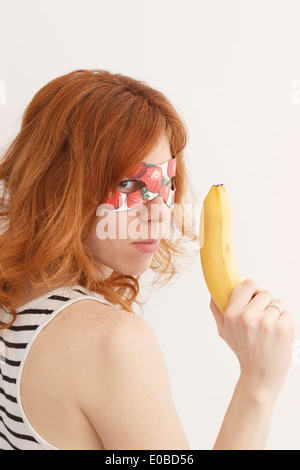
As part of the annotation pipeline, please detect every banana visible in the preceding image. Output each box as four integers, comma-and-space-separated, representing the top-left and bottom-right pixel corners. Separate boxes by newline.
200, 185, 242, 314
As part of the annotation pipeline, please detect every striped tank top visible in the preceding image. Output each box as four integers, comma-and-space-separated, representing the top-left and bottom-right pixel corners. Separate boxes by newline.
0, 284, 114, 450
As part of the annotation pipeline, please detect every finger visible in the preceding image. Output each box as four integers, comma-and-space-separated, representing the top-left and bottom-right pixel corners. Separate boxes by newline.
226, 278, 260, 313
246, 290, 277, 314
263, 309, 294, 340
210, 297, 225, 337
278, 310, 294, 329
263, 299, 285, 318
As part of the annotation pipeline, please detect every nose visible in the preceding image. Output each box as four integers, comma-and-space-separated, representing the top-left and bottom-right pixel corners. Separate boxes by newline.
141, 195, 171, 223
128, 196, 172, 241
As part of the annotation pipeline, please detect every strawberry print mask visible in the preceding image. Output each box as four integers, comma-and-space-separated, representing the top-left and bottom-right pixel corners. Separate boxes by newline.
103, 156, 176, 212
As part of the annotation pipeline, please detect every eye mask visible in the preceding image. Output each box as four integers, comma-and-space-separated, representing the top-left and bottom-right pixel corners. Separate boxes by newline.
103, 156, 176, 212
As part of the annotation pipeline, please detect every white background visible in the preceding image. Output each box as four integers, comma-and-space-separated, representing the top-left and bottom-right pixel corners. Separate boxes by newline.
1, 0, 300, 450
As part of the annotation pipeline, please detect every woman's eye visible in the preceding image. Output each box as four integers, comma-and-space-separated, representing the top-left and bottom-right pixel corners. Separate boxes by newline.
167, 177, 176, 191
117, 180, 145, 194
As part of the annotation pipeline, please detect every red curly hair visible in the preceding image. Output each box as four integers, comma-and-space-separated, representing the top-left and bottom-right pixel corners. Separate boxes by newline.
0, 69, 199, 329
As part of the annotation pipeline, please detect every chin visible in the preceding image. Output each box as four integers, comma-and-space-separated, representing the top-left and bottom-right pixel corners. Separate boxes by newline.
118, 261, 152, 277
122, 267, 148, 277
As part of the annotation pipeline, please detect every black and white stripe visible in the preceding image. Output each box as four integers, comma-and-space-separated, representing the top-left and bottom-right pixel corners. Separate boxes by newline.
0, 285, 113, 450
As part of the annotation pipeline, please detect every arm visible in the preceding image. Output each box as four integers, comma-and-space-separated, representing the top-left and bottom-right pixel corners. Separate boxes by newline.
78, 311, 190, 450
213, 377, 276, 450
210, 279, 294, 450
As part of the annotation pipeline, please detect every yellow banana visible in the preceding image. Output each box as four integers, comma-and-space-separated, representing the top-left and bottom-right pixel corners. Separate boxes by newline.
200, 185, 242, 314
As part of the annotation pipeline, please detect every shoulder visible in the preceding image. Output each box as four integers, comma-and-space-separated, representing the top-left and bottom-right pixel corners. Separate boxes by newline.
50, 297, 152, 342
42, 297, 159, 371
52, 296, 171, 393
69, 299, 190, 449
29, 298, 189, 449
22, 297, 159, 409
51, 298, 172, 417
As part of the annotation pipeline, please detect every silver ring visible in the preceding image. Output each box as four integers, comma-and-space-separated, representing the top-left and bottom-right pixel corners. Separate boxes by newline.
267, 303, 284, 319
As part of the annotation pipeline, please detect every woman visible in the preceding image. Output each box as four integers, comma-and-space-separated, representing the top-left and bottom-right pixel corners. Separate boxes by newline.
0, 69, 294, 450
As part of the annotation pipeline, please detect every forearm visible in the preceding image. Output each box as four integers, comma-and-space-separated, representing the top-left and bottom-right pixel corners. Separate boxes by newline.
213, 376, 277, 450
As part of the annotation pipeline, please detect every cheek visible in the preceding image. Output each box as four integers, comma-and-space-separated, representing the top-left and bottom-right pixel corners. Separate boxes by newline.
85, 225, 128, 265
94, 210, 125, 241
94, 209, 143, 241
92, 203, 171, 243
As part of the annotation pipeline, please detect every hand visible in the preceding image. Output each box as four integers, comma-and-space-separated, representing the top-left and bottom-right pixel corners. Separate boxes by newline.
210, 279, 294, 400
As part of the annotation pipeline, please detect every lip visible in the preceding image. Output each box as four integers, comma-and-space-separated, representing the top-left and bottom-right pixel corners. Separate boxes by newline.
132, 239, 161, 253
132, 239, 160, 244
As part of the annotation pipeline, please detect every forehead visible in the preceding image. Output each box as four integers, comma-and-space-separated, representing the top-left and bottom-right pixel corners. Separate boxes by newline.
142, 134, 172, 166
142, 157, 173, 167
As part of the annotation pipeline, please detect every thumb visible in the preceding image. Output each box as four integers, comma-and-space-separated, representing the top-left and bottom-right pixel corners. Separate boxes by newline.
210, 297, 225, 338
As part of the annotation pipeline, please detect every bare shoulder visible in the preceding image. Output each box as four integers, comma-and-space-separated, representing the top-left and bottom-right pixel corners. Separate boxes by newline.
23, 297, 189, 449
42, 298, 158, 374
71, 299, 190, 450
47, 297, 167, 382
48, 297, 152, 345
21, 297, 151, 395
75, 299, 163, 366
